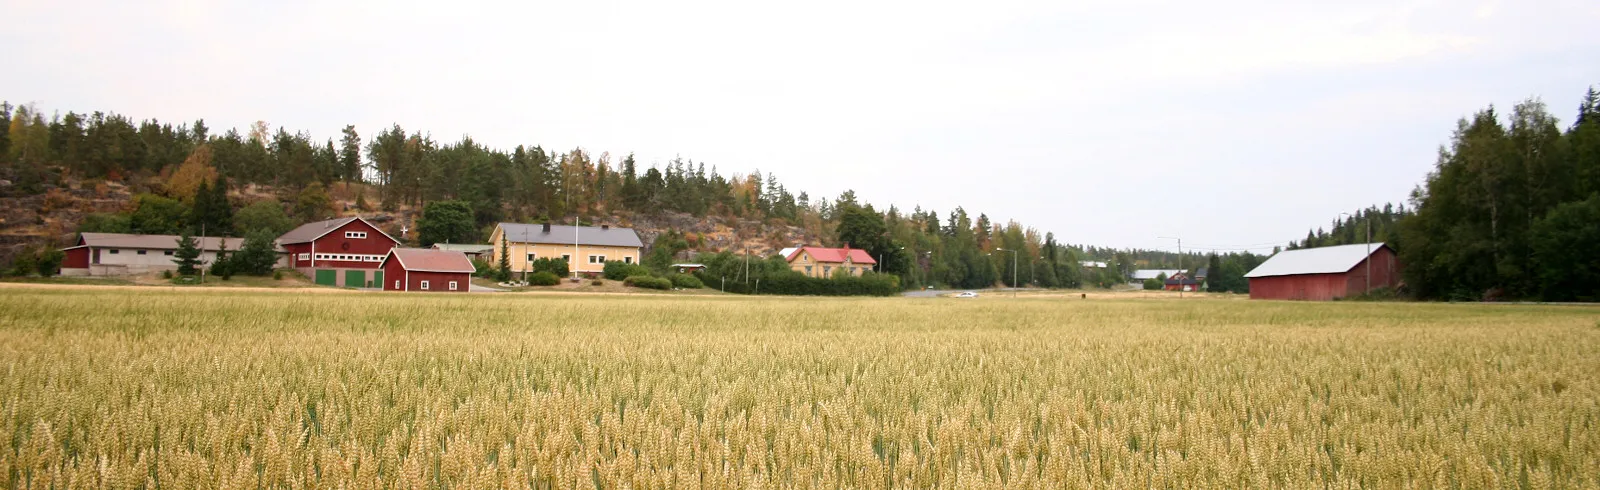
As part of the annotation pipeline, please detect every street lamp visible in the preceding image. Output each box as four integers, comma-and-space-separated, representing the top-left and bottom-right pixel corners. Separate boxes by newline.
1158, 236, 1183, 298
995, 248, 1018, 298
1340, 212, 1373, 295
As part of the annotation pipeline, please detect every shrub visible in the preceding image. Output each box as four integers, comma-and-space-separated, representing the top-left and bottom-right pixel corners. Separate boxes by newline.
602, 261, 653, 280
273, 270, 284, 280
624, 275, 673, 290
527, 271, 561, 286
1143, 278, 1163, 290
34, 249, 65, 277
470, 258, 493, 277
530, 257, 569, 278
591, 279, 604, 287
669, 273, 703, 289
8, 250, 38, 277
162, 270, 174, 279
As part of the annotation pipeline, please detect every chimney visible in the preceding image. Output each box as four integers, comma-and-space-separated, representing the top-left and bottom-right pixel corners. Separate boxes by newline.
542, 223, 551, 233
601, 224, 610, 231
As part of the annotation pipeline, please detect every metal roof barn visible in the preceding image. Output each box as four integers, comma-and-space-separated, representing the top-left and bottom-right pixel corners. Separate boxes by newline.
1245, 243, 1398, 300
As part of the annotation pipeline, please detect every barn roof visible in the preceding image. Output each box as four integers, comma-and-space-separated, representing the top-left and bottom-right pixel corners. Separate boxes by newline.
64, 232, 246, 251
1245, 243, 1387, 278
496, 223, 644, 248
381, 248, 476, 273
1132, 269, 1183, 280
431, 243, 494, 254
278, 217, 399, 245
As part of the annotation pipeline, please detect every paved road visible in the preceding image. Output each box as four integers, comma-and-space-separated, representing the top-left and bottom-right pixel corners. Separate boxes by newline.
902, 289, 953, 298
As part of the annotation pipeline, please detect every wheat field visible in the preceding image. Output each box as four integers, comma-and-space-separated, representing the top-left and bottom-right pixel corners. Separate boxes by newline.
1, 287, 1597, 488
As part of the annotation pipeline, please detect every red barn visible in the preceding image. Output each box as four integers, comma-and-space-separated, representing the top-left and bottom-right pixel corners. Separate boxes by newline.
379, 248, 476, 292
1163, 272, 1200, 291
1245, 243, 1398, 300
277, 217, 400, 287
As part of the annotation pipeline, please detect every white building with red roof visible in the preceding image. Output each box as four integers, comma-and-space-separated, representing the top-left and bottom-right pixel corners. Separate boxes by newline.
784, 246, 877, 278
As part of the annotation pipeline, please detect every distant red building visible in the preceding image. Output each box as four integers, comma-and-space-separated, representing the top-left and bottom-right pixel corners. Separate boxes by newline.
277, 217, 400, 287
1245, 243, 1398, 300
380, 248, 476, 292
1164, 272, 1200, 291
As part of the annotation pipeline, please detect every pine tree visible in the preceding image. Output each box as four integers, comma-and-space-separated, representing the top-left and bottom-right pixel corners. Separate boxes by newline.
210, 176, 232, 233
209, 239, 233, 279
173, 232, 202, 276
498, 234, 511, 282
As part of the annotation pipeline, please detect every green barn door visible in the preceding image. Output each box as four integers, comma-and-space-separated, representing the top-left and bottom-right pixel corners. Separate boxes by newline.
345, 270, 366, 288
373, 271, 384, 289
314, 269, 337, 286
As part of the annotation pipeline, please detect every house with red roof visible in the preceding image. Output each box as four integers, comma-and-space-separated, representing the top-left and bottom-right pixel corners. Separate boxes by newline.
784, 246, 877, 278
379, 248, 477, 292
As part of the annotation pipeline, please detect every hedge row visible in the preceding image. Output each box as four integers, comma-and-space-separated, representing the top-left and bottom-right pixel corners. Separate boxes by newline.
602, 261, 653, 281
624, 276, 673, 290
696, 271, 899, 296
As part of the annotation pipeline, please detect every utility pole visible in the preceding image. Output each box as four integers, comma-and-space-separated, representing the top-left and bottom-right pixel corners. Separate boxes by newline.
1342, 212, 1373, 294
1158, 236, 1182, 298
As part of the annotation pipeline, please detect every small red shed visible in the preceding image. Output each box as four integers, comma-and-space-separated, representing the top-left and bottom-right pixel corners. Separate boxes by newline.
380, 248, 476, 292
1245, 243, 1398, 300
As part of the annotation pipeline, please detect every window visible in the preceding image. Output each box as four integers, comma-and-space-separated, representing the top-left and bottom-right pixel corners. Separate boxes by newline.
623, 257, 632, 264
109, 249, 119, 254
137, 250, 147, 255
561, 254, 571, 262
448, 281, 458, 291
589, 255, 605, 264
526, 253, 534, 262
824, 266, 832, 275
805, 266, 813, 275
163, 251, 173, 256
345, 231, 367, 239
394, 280, 400, 289
298, 253, 309, 261
421, 280, 430, 290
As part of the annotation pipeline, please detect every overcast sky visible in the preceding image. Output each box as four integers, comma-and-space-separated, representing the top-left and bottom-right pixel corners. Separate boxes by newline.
3, 0, 1597, 252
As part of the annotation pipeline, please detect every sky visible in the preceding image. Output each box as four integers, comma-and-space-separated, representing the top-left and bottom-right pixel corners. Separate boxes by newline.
3, 0, 1597, 252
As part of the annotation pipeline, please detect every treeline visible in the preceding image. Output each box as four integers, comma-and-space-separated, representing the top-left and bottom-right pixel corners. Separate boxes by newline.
1288, 204, 1411, 250
1395, 89, 1600, 301
2, 99, 1146, 290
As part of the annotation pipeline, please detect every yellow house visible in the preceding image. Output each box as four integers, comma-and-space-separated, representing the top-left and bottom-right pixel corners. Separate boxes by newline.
784, 246, 877, 278
488, 223, 644, 277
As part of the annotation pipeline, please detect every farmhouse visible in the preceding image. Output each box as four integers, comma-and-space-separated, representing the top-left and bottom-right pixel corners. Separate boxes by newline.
59, 232, 248, 276
1245, 242, 1398, 300
379, 248, 476, 292
431, 243, 494, 259
1164, 272, 1200, 292
277, 217, 400, 287
785, 246, 876, 278
488, 223, 644, 277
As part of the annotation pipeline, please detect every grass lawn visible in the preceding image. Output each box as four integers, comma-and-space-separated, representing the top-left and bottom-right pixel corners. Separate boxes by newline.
1, 287, 1596, 488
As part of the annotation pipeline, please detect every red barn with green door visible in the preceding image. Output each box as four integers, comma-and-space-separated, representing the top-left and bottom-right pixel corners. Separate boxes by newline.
277, 217, 400, 288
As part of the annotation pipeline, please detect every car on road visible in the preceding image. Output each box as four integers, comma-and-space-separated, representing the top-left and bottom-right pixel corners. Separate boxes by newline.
955, 291, 979, 298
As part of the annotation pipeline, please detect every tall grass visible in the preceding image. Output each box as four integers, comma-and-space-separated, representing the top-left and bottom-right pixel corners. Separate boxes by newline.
1, 289, 1596, 488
